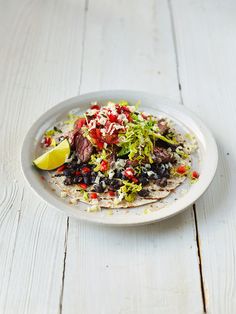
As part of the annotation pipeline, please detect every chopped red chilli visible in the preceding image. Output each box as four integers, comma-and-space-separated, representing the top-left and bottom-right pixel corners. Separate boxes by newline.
75, 118, 87, 129
44, 137, 52, 147
192, 171, 199, 179
56, 165, 65, 173
81, 167, 91, 174
100, 160, 109, 172
176, 165, 187, 174
79, 183, 88, 190
90, 192, 98, 199
124, 167, 135, 179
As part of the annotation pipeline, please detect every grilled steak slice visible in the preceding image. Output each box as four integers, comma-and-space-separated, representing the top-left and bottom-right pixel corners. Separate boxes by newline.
157, 119, 169, 135
74, 131, 93, 162
68, 129, 80, 148
153, 147, 175, 164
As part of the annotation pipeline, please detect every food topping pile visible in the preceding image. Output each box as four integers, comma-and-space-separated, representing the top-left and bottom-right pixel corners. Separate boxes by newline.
35, 101, 199, 208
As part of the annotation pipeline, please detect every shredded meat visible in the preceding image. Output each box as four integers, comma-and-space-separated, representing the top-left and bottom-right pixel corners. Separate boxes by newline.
157, 119, 169, 135
69, 130, 93, 162
153, 147, 175, 164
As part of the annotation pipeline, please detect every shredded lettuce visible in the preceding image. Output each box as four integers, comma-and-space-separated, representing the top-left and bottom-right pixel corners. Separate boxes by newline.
117, 118, 154, 162
176, 147, 189, 159
44, 129, 55, 136
64, 113, 79, 125
118, 180, 142, 202
134, 100, 141, 110
117, 115, 179, 163
119, 100, 129, 106
83, 191, 89, 201
54, 126, 62, 133
89, 149, 108, 172
155, 134, 178, 145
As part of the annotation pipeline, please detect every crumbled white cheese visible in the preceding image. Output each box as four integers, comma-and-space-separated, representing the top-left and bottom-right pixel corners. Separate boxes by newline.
88, 119, 96, 130
91, 198, 99, 204
128, 105, 136, 112
70, 198, 77, 204
87, 204, 101, 212
97, 171, 105, 178
108, 170, 115, 179
138, 114, 144, 121
101, 181, 107, 189
60, 191, 67, 198
147, 170, 155, 177
100, 128, 107, 136
107, 122, 115, 134
86, 109, 98, 116
119, 113, 128, 123
95, 176, 100, 184
99, 116, 107, 125
153, 125, 159, 131
106, 102, 117, 114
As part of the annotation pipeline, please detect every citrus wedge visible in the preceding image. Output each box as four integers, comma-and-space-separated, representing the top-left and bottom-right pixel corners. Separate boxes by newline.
33, 139, 70, 170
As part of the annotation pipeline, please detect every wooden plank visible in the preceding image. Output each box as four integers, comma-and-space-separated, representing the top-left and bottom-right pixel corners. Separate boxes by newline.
0, 0, 86, 313
170, 0, 236, 312
61, 1, 203, 313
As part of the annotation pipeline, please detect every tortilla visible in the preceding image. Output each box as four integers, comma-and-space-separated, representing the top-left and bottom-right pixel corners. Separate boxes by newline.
50, 174, 186, 208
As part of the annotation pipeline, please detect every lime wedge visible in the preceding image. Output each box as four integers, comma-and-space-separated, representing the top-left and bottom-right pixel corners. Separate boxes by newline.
33, 139, 70, 170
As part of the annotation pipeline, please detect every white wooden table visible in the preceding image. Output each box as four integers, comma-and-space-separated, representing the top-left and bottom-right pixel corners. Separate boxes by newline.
0, 0, 235, 313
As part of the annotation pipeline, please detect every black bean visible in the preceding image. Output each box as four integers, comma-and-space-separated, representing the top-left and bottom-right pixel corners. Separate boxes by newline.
115, 170, 123, 179
72, 176, 83, 184
156, 167, 170, 178
149, 172, 159, 180
83, 176, 91, 185
63, 169, 74, 177
90, 174, 97, 184
93, 184, 104, 193
109, 179, 122, 191
140, 171, 148, 178
138, 189, 150, 197
139, 177, 149, 186
103, 177, 111, 185
66, 161, 78, 169
64, 177, 73, 185
151, 163, 158, 172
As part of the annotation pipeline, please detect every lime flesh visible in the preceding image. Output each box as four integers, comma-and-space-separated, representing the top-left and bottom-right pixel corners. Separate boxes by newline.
33, 139, 70, 170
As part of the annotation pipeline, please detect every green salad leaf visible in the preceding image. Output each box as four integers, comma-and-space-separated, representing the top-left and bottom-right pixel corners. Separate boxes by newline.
119, 180, 142, 202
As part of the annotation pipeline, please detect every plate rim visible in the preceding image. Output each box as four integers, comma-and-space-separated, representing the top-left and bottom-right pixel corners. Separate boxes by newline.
21, 90, 218, 226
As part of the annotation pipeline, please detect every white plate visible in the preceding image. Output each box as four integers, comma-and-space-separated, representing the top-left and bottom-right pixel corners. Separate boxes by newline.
21, 90, 218, 226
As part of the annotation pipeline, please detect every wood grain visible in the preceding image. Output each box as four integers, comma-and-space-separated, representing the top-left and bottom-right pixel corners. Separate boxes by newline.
0, 0, 86, 313
61, 1, 203, 313
171, 0, 236, 312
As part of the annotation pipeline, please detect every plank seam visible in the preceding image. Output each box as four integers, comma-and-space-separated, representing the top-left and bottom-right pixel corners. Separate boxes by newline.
59, 217, 69, 314
193, 204, 207, 313
78, 0, 89, 94
167, 1, 207, 312
59, 1, 88, 312
167, 0, 183, 105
